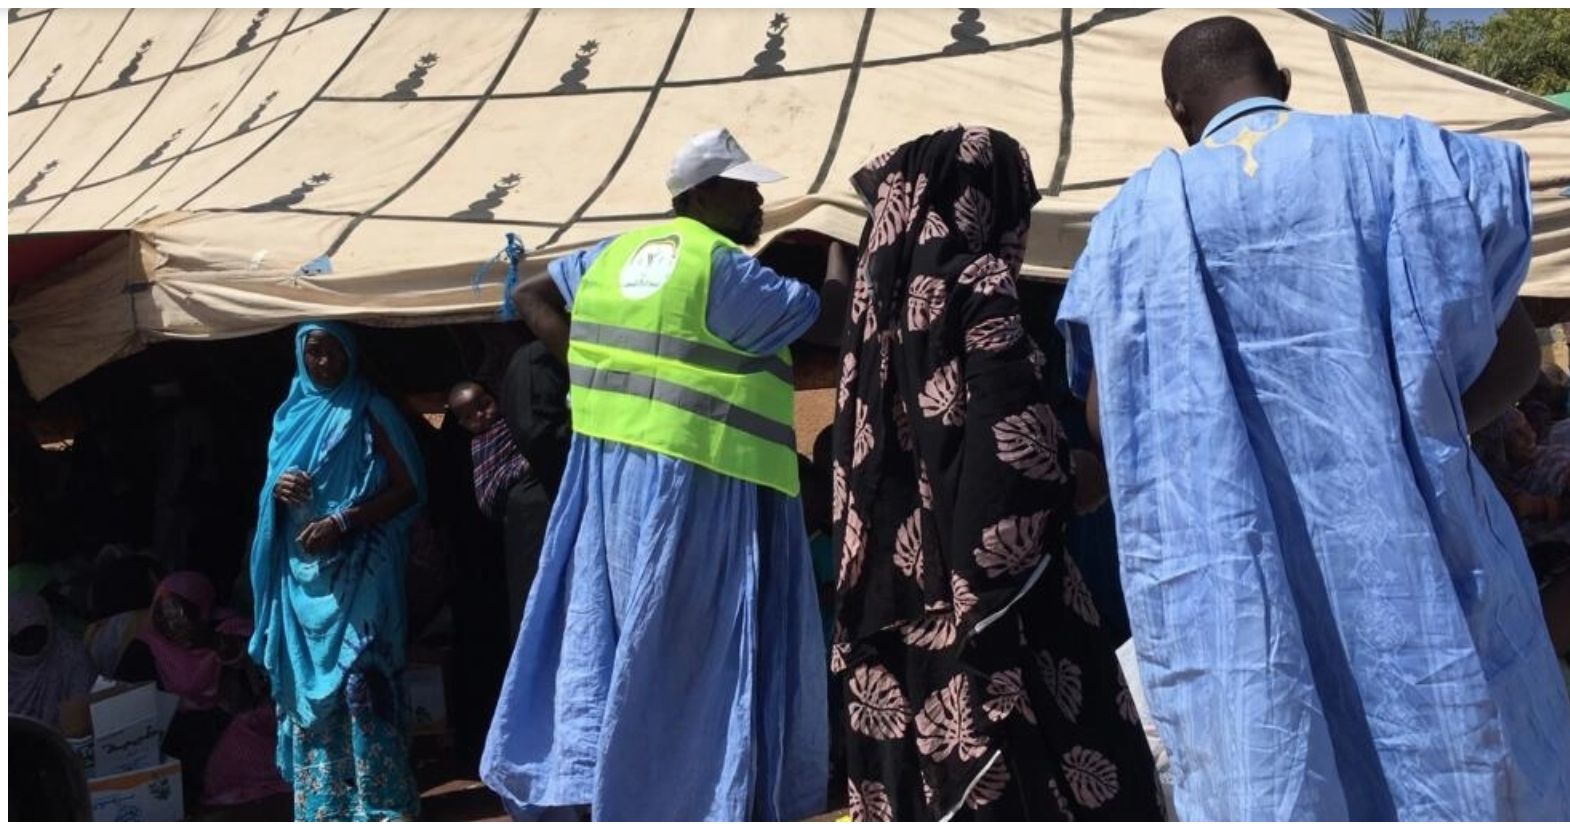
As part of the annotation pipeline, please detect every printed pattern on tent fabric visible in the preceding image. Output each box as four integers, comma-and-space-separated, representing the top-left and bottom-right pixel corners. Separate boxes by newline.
7, 8, 1569, 399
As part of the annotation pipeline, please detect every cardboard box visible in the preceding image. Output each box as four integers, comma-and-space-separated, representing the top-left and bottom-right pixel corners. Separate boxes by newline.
88, 756, 183, 823
60, 681, 180, 779
66, 734, 96, 777
86, 682, 168, 777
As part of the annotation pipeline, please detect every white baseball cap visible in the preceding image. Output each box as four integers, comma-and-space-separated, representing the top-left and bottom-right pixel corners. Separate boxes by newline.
666, 127, 785, 197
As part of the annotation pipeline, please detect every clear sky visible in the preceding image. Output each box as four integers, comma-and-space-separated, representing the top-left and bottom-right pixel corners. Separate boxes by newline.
1312, 8, 1501, 27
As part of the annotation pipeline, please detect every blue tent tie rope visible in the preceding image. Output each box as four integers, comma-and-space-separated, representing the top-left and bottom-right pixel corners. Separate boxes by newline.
469, 248, 505, 294
470, 232, 528, 319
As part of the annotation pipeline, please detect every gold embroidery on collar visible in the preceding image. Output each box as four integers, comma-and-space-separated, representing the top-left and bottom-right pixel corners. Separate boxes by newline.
1203, 111, 1290, 177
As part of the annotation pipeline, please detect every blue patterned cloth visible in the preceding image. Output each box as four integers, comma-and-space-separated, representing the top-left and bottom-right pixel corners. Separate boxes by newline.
282, 669, 420, 821
248, 322, 428, 729
1057, 99, 1570, 820
481, 243, 829, 820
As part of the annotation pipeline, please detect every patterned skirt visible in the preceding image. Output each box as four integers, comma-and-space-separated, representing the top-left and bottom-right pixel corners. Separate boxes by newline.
278, 668, 420, 822
839, 558, 1165, 821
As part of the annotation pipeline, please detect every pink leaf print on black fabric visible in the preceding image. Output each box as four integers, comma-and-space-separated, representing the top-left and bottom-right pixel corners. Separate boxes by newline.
958, 127, 993, 166
900, 612, 958, 650
965, 314, 1024, 354
1113, 660, 1140, 725
918, 467, 935, 510
954, 186, 994, 253
893, 396, 913, 452
863, 147, 895, 176
848, 779, 894, 822
862, 286, 881, 344
1037, 649, 1083, 722
841, 498, 866, 589
919, 210, 950, 245
851, 272, 871, 325
973, 512, 1047, 578
866, 172, 913, 255
1062, 746, 1120, 809
992, 404, 1065, 481
982, 667, 1036, 724
906, 275, 947, 332
913, 172, 929, 206
1048, 776, 1075, 820
848, 664, 912, 741
853, 401, 874, 467
999, 218, 1028, 270
922, 776, 937, 812
1116, 685, 1140, 727
965, 757, 1011, 810
832, 461, 848, 524
894, 508, 925, 584
1063, 554, 1102, 627
830, 640, 849, 675
1028, 344, 1047, 381
837, 351, 857, 414
880, 332, 894, 383
972, 267, 1017, 298
918, 359, 964, 426
958, 255, 1010, 288
1018, 144, 1036, 199
950, 573, 976, 622
915, 674, 988, 762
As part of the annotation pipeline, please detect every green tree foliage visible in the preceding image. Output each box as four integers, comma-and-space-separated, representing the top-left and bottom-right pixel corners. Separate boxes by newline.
1354, 8, 1570, 97
1474, 9, 1570, 96
1352, 8, 1386, 39
1389, 8, 1433, 52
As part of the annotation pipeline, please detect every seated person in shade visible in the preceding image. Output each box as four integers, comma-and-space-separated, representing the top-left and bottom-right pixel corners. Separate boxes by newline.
1476, 407, 1570, 529
9, 592, 95, 732
82, 551, 164, 678
115, 572, 285, 808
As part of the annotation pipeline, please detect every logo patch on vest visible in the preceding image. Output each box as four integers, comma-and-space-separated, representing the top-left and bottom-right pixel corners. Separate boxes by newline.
620, 236, 680, 299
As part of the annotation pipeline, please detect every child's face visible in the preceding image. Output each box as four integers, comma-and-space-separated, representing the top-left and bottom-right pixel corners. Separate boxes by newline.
153, 593, 205, 649
452, 388, 498, 435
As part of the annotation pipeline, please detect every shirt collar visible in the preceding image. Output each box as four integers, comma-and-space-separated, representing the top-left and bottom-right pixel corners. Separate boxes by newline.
1202, 96, 1291, 140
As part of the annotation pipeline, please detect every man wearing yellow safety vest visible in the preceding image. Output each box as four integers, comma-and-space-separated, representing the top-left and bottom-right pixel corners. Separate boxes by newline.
482, 127, 852, 821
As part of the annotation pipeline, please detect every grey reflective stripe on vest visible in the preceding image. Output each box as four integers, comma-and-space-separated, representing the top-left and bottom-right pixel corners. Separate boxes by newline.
571, 319, 792, 384
568, 364, 795, 448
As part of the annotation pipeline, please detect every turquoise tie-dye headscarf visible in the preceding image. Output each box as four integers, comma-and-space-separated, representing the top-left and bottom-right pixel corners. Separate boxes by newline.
247, 321, 427, 728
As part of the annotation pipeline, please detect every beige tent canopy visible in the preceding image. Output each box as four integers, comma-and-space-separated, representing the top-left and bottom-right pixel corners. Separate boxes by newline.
9, 7, 1569, 398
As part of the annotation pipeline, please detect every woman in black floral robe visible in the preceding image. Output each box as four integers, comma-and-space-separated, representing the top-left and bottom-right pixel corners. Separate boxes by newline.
831, 126, 1163, 822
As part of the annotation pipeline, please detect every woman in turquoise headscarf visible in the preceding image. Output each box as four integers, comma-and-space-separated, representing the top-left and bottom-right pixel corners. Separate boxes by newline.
248, 322, 427, 821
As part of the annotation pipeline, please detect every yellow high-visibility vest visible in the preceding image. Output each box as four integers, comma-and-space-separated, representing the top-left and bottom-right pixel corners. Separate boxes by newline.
566, 217, 799, 496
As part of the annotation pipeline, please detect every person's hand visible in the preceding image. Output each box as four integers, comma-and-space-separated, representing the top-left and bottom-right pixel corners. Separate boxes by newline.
296, 517, 343, 554
274, 470, 313, 506
1070, 449, 1110, 515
